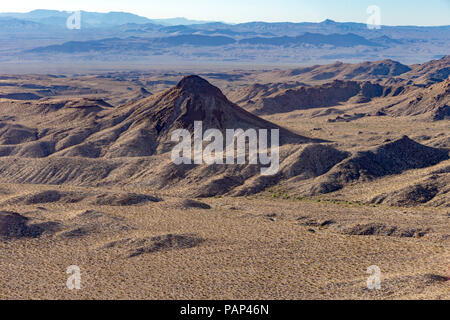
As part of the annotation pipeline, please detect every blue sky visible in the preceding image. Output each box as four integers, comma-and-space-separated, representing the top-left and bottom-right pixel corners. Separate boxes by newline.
1, 0, 449, 26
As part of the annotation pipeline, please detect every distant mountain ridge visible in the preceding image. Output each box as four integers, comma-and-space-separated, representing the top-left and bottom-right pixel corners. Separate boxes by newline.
27, 32, 386, 54
1, 9, 449, 31
1, 10, 449, 65
240, 33, 380, 47
0, 9, 212, 28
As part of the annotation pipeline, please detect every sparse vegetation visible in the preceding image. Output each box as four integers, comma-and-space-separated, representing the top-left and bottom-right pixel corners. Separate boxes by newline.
0, 56, 448, 300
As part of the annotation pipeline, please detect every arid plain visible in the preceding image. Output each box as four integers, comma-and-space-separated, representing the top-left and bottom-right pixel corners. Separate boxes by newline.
0, 56, 448, 300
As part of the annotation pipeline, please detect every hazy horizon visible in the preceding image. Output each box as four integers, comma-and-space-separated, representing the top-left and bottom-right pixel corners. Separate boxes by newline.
0, 0, 449, 26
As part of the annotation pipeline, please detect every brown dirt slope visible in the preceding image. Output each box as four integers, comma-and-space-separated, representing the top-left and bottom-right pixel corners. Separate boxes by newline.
271, 59, 411, 83
380, 78, 450, 121
370, 167, 449, 207
291, 136, 449, 196
233, 80, 384, 115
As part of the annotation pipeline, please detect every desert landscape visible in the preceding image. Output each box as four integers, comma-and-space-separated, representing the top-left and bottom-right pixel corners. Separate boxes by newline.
0, 5, 449, 301
0, 54, 448, 300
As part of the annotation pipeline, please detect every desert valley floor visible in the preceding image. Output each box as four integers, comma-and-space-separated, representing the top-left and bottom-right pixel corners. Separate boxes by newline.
0, 57, 448, 300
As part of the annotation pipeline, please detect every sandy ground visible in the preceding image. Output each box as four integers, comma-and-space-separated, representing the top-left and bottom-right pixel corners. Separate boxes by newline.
0, 65, 448, 300
0, 183, 448, 300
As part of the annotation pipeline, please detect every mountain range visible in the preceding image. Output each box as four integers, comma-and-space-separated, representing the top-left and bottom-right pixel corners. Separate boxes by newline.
0, 9, 209, 27
0, 68, 448, 198
0, 9, 449, 67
